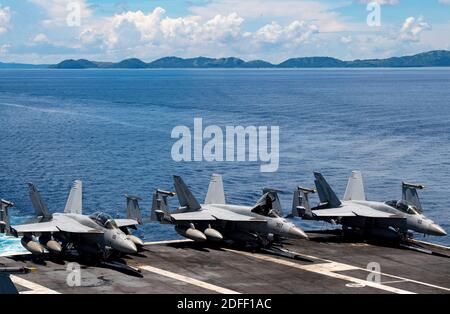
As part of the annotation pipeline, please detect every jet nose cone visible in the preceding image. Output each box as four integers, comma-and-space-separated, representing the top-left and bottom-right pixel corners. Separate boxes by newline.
127, 235, 145, 247
288, 226, 308, 239
115, 239, 138, 254
430, 224, 447, 236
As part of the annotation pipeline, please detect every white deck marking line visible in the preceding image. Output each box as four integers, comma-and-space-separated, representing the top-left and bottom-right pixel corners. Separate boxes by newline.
250, 247, 450, 293
143, 239, 193, 246
411, 240, 450, 251
0, 251, 31, 257
139, 265, 240, 294
354, 269, 450, 292
225, 249, 415, 294
10, 275, 60, 294
381, 280, 408, 285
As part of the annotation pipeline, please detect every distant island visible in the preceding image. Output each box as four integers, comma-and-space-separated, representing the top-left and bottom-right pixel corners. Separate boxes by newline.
1, 50, 450, 69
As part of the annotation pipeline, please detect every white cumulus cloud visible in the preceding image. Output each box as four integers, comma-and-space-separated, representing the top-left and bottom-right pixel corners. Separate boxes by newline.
355, 0, 399, 4
399, 16, 431, 42
29, 0, 92, 27
33, 33, 49, 43
255, 21, 318, 44
75, 7, 319, 60
0, 5, 11, 34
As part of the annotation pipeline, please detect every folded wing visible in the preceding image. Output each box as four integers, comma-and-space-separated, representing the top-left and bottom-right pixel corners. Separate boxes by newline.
12, 216, 102, 234
313, 206, 396, 218
170, 208, 267, 222
115, 218, 139, 228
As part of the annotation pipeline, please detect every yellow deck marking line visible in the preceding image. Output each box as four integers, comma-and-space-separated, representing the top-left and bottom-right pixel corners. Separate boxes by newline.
139, 265, 240, 294
11, 275, 60, 294
225, 249, 415, 294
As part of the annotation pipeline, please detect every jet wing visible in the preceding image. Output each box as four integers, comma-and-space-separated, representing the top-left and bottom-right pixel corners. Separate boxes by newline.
212, 208, 267, 222
170, 211, 216, 221
12, 216, 102, 234
12, 221, 60, 233
115, 219, 139, 228
313, 206, 395, 218
170, 208, 267, 222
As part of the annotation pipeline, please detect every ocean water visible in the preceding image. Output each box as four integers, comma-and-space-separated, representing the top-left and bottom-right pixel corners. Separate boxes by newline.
0, 68, 449, 253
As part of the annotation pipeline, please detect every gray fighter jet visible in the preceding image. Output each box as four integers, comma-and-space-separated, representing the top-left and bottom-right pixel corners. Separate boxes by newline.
149, 174, 307, 246
291, 171, 447, 239
9, 180, 144, 258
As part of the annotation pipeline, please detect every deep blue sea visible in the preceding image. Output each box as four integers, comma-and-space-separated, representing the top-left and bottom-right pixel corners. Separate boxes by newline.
1, 68, 449, 253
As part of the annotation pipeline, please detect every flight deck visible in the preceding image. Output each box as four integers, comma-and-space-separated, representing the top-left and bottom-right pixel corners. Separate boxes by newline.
1, 232, 449, 294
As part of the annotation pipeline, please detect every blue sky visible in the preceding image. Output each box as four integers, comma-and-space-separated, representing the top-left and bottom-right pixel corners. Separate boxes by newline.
0, 0, 449, 63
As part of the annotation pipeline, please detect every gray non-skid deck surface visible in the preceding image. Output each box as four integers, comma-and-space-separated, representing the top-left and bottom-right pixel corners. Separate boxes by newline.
2, 235, 449, 294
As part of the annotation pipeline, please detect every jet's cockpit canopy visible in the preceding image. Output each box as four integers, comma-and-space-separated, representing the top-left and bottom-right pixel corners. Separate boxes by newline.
385, 200, 419, 215
89, 212, 118, 229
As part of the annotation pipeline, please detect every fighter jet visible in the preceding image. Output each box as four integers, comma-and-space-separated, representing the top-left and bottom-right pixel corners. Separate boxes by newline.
9, 180, 144, 258
148, 174, 307, 247
291, 171, 447, 239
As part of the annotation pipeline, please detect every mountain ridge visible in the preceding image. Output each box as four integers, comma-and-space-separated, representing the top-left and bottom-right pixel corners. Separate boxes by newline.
2, 50, 450, 69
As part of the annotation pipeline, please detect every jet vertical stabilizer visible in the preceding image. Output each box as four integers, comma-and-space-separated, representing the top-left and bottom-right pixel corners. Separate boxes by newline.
313, 172, 342, 208
64, 180, 82, 214
343, 171, 366, 201
28, 183, 52, 221
173, 176, 201, 212
205, 174, 225, 205
126, 195, 143, 224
